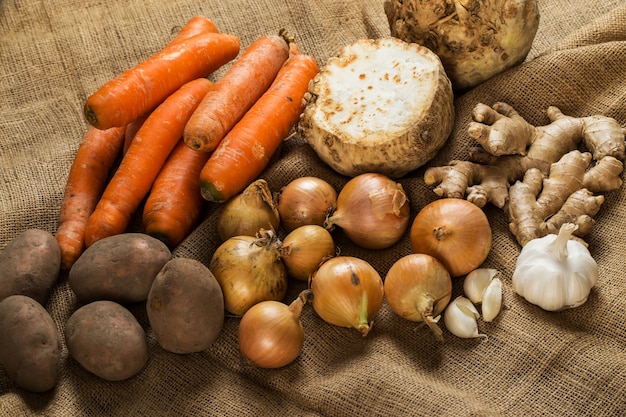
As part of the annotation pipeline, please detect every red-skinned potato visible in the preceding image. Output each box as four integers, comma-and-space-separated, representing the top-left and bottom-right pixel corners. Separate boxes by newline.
0, 229, 61, 304
69, 233, 171, 303
0, 295, 61, 392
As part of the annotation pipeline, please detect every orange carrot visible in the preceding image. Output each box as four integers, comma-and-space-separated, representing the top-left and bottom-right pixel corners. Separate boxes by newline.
199, 43, 319, 203
167, 16, 219, 47
142, 139, 210, 248
120, 17, 219, 153
123, 113, 148, 154
183, 35, 290, 153
56, 125, 126, 270
84, 77, 214, 246
84, 32, 240, 130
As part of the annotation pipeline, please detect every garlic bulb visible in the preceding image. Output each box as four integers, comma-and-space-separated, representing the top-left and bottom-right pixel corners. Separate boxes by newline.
443, 296, 487, 339
512, 223, 598, 311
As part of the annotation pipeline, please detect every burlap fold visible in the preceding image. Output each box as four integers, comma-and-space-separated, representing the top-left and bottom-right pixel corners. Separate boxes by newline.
1, 1, 625, 416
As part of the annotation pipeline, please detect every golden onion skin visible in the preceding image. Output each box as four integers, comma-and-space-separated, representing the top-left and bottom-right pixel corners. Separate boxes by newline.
238, 300, 305, 369
410, 198, 492, 277
209, 235, 287, 316
299, 37, 454, 179
384, 0, 540, 91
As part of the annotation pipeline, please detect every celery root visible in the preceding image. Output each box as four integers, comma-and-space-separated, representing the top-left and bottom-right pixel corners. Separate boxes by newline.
384, 0, 540, 91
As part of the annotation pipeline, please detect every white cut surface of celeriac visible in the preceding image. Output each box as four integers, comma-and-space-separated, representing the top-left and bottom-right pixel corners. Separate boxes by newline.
299, 37, 454, 179
314, 46, 436, 139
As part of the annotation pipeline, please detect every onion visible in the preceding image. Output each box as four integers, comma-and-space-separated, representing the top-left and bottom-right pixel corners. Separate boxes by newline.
209, 229, 287, 316
280, 225, 336, 281
410, 198, 492, 277
238, 290, 310, 369
277, 176, 337, 232
309, 256, 384, 336
216, 179, 280, 241
384, 253, 452, 341
325, 173, 410, 250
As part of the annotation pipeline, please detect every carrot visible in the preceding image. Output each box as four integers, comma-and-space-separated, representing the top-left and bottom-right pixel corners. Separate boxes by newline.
56, 125, 126, 270
183, 34, 290, 153
119, 18, 220, 153
198, 42, 319, 203
84, 32, 240, 130
123, 114, 148, 154
84, 77, 214, 247
167, 16, 219, 46
142, 139, 210, 248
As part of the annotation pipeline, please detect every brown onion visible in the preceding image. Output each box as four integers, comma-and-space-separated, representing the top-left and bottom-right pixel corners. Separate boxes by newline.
281, 225, 336, 281
209, 230, 287, 316
238, 290, 309, 369
384, 253, 452, 341
217, 179, 280, 241
410, 198, 492, 277
325, 173, 410, 250
310, 256, 384, 336
278, 176, 338, 232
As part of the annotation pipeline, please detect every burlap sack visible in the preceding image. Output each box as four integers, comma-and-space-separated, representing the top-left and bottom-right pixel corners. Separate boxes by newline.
1, 0, 625, 416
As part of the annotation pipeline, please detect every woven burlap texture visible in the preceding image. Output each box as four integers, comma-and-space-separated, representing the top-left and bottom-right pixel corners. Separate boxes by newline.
1, 0, 625, 416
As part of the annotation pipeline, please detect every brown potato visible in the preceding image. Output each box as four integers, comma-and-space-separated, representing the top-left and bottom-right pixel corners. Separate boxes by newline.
69, 233, 171, 303
0, 229, 61, 304
65, 300, 148, 381
147, 258, 225, 354
0, 295, 61, 392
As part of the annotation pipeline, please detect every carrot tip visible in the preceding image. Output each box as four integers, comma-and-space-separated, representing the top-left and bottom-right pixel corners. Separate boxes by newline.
278, 29, 294, 45
200, 181, 226, 203
84, 105, 99, 128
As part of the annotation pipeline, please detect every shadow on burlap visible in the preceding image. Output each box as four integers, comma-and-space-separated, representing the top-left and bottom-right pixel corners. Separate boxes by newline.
0, 1, 625, 416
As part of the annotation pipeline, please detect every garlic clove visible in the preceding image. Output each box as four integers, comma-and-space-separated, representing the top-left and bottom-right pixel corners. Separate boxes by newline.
463, 268, 499, 304
481, 277, 502, 322
563, 271, 595, 309
443, 296, 487, 339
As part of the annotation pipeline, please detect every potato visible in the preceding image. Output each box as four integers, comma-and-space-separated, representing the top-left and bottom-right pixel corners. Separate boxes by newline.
0, 295, 61, 392
69, 233, 171, 303
0, 229, 61, 304
65, 300, 148, 381
147, 258, 225, 354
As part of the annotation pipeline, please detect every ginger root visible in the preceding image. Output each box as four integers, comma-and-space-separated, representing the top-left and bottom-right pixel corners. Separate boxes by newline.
424, 102, 626, 246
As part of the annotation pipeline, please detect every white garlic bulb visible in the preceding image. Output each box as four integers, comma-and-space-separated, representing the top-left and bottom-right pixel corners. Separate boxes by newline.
512, 223, 598, 311
443, 296, 487, 339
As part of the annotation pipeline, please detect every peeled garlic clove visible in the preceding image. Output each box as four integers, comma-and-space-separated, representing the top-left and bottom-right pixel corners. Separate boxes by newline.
481, 277, 502, 322
443, 296, 487, 339
463, 268, 499, 304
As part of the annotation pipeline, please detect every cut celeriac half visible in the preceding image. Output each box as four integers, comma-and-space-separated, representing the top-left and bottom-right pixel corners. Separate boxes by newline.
299, 37, 454, 179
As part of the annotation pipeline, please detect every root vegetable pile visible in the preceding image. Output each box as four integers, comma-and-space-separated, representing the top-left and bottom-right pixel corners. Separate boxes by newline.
3, 10, 626, 395
56, 17, 319, 265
